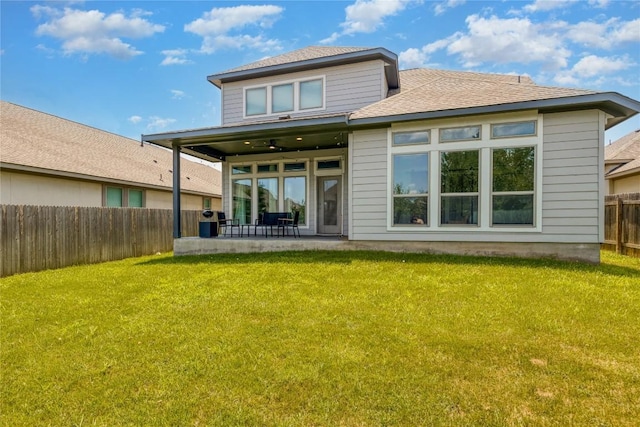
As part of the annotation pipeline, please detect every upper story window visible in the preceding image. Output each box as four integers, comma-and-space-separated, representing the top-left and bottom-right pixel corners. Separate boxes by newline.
245, 77, 325, 118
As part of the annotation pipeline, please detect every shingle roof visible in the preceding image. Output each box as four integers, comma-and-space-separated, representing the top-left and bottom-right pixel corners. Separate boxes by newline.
0, 101, 221, 196
351, 68, 594, 120
605, 129, 640, 178
220, 46, 371, 74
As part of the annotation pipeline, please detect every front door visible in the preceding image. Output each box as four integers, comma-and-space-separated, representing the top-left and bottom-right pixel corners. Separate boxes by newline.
317, 176, 341, 235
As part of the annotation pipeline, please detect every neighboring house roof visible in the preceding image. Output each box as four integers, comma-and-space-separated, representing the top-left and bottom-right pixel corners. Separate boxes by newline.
605, 129, 640, 179
208, 46, 399, 89
0, 101, 221, 196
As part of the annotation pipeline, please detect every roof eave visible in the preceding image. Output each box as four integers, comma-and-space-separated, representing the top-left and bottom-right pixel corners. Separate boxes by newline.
606, 166, 640, 180
207, 47, 399, 89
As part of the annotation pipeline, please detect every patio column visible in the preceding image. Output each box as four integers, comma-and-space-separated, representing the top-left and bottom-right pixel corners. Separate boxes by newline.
172, 143, 181, 238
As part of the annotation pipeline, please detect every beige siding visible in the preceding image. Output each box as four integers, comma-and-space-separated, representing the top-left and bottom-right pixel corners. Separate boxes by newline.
1, 170, 219, 210
0, 171, 102, 206
607, 174, 640, 194
221, 61, 386, 125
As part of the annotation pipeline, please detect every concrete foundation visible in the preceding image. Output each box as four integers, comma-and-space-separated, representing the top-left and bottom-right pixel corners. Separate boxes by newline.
174, 237, 601, 263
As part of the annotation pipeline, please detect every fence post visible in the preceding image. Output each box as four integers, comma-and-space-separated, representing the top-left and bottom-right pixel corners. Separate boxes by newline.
616, 196, 624, 254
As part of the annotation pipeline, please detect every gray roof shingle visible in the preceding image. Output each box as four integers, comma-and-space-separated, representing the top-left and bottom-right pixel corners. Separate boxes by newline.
0, 101, 221, 196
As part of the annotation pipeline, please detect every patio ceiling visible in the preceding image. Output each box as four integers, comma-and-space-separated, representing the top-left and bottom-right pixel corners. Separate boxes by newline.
142, 115, 351, 162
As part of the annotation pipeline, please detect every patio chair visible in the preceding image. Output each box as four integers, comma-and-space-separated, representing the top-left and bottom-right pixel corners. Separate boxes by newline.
217, 211, 239, 237
253, 212, 266, 237
278, 210, 300, 238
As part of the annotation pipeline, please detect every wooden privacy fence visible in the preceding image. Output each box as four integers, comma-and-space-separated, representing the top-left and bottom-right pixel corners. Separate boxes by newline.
1, 205, 203, 277
603, 193, 640, 258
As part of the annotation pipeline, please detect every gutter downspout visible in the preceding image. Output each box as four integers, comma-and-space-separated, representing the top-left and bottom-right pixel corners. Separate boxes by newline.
172, 143, 181, 238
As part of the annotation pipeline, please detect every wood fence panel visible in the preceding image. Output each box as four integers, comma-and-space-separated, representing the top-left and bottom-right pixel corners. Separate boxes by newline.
603, 193, 640, 258
1, 205, 202, 277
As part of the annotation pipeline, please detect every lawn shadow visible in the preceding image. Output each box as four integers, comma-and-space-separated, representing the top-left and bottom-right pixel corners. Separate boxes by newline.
137, 250, 640, 278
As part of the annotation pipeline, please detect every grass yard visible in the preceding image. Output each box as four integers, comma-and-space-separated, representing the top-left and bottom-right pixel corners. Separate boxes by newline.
1, 250, 639, 426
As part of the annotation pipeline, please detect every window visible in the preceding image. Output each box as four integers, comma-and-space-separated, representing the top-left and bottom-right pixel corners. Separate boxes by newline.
284, 176, 306, 224
203, 197, 212, 210
246, 87, 267, 116
491, 121, 536, 138
232, 178, 252, 225
492, 147, 535, 225
299, 79, 323, 110
440, 125, 481, 142
393, 131, 430, 146
106, 187, 123, 207
105, 187, 145, 207
440, 150, 479, 225
317, 160, 341, 170
258, 178, 278, 213
232, 165, 252, 174
393, 154, 428, 225
128, 189, 144, 208
244, 77, 324, 118
284, 162, 306, 172
272, 83, 293, 113
257, 163, 278, 173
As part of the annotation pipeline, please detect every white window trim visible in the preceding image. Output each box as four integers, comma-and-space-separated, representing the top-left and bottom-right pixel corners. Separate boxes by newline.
387, 112, 543, 233
314, 155, 344, 176
243, 75, 326, 119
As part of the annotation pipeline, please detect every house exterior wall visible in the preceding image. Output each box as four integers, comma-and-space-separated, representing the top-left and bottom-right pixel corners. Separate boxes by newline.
221, 60, 387, 125
1, 170, 220, 210
0, 170, 102, 206
607, 174, 640, 194
349, 109, 605, 246
221, 148, 349, 235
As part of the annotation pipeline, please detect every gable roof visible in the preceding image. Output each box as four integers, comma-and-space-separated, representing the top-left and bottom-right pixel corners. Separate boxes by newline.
207, 46, 399, 89
605, 129, 640, 179
0, 101, 221, 196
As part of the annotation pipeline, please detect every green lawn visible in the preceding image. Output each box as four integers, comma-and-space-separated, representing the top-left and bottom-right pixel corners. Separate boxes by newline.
1, 250, 639, 426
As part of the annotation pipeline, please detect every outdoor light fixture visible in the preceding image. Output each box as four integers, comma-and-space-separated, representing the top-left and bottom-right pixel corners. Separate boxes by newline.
296, 137, 303, 141
269, 139, 277, 149
243, 141, 251, 145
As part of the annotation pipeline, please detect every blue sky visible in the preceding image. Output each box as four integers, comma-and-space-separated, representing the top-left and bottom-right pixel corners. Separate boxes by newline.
1, 0, 639, 144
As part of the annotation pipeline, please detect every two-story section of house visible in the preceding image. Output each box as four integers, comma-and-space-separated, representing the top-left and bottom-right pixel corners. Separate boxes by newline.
143, 45, 640, 262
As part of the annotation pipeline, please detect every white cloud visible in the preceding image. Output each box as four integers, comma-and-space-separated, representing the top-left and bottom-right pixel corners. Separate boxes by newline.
321, 0, 418, 43
147, 116, 177, 131
398, 37, 455, 68
160, 49, 193, 66
399, 48, 428, 68
185, 5, 283, 53
567, 18, 640, 49
434, 0, 466, 16
571, 54, 632, 78
128, 115, 142, 124
523, 0, 578, 13
171, 89, 185, 99
31, 6, 164, 59
553, 54, 633, 85
444, 15, 571, 70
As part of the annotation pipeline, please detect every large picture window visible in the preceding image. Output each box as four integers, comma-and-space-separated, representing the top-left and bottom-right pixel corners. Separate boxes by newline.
393, 154, 428, 225
492, 147, 535, 225
440, 150, 479, 225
